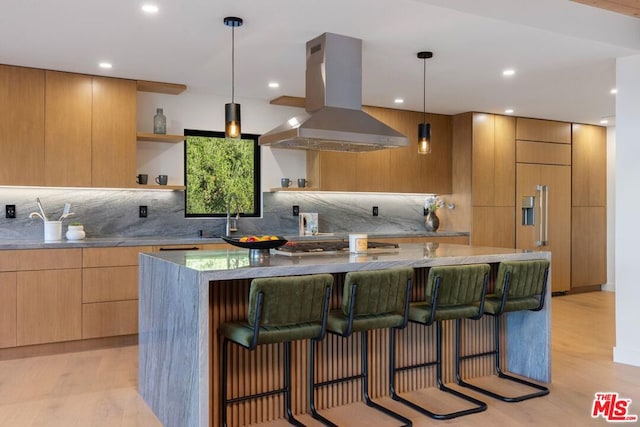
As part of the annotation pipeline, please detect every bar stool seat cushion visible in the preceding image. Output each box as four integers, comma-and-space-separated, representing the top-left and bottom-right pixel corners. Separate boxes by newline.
483, 296, 540, 314
409, 302, 483, 323
220, 322, 324, 347
327, 311, 405, 334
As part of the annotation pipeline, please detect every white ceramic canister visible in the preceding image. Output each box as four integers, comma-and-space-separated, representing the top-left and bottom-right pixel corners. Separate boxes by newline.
44, 221, 62, 241
349, 233, 368, 254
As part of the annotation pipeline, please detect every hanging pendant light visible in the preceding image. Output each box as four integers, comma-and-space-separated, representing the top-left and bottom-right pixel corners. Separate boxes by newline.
224, 16, 243, 139
417, 51, 433, 155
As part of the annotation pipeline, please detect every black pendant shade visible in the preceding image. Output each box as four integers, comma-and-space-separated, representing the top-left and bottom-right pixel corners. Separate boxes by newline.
417, 51, 433, 155
224, 16, 243, 139
225, 102, 241, 139
418, 122, 431, 155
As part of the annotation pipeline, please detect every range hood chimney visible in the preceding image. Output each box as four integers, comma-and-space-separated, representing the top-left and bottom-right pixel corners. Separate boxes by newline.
259, 33, 408, 152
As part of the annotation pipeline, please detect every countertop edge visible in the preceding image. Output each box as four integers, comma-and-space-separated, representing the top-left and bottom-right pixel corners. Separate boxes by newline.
0, 231, 470, 250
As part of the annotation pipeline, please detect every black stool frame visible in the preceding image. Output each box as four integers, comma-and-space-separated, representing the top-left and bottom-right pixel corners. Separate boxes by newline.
390, 274, 489, 420
221, 285, 332, 427
456, 268, 550, 402
310, 278, 414, 427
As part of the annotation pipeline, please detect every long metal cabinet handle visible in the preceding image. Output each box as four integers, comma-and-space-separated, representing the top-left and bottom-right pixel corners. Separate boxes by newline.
536, 185, 544, 247
543, 184, 549, 245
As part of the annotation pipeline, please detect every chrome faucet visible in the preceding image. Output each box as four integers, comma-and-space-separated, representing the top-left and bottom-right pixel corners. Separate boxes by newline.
225, 197, 239, 236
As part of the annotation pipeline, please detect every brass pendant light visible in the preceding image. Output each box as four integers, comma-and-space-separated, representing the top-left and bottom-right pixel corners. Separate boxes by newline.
224, 16, 243, 139
417, 51, 433, 154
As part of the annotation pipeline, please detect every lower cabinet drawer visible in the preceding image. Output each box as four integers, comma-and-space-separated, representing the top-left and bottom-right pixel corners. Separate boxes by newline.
83, 266, 138, 303
82, 300, 138, 339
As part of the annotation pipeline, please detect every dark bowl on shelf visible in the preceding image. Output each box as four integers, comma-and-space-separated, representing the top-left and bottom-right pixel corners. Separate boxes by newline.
222, 236, 288, 250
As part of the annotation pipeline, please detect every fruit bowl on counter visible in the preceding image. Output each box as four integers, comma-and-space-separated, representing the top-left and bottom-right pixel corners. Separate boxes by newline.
222, 235, 288, 264
222, 235, 288, 250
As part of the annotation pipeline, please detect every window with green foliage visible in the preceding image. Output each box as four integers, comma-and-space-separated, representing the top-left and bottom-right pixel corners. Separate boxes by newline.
184, 129, 260, 217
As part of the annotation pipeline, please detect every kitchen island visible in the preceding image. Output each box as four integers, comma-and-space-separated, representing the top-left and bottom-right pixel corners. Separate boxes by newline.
138, 243, 551, 427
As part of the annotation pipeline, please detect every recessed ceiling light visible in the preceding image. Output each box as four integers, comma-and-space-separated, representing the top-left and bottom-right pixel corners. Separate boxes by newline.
610, 88, 618, 95
394, 98, 404, 104
268, 82, 280, 88
99, 62, 112, 69
502, 69, 516, 77
505, 109, 514, 114
142, 4, 159, 13
600, 119, 609, 124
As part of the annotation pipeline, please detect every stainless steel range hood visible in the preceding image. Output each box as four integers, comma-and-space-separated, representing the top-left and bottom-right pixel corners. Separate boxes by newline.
259, 33, 408, 152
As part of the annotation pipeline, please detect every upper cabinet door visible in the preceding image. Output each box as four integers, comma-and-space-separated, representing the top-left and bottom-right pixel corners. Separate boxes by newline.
92, 77, 137, 188
572, 124, 606, 206
45, 71, 93, 187
471, 113, 515, 207
0, 65, 45, 186
516, 117, 571, 144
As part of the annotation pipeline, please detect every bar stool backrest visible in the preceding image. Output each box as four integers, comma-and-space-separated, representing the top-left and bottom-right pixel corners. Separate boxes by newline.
248, 274, 334, 327
342, 268, 413, 317
495, 260, 549, 299
426, 264, 490, 307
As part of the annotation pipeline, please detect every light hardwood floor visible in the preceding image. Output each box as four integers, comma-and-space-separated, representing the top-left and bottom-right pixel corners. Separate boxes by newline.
0, 292, 638, 426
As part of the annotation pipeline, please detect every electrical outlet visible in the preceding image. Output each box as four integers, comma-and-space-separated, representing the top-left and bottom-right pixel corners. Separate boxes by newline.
139, 205, 148, 218
372, 206, 379, 216
5, 204, 16, 219
292, 205, 300, 216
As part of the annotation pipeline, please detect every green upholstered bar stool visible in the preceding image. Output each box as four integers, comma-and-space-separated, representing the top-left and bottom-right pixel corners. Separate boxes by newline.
219, 274, 333, 427
456, 259, 550, 402
310, 268, 414, 427
390, 264, 489, 420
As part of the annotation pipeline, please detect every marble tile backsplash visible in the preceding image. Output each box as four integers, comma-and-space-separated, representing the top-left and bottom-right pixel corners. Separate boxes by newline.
0, 188, 455, 240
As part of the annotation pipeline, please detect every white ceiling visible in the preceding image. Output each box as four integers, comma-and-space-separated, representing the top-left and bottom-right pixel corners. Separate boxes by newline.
2, 0, 639, 126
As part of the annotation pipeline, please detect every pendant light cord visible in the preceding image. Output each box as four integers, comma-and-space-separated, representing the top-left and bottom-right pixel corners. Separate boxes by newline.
422, 57, 426, 123
231, 26, 235, 103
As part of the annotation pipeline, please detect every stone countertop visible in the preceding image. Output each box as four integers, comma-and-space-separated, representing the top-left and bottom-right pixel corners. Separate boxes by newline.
143, 243, 549, 281
0, 231, 469, 250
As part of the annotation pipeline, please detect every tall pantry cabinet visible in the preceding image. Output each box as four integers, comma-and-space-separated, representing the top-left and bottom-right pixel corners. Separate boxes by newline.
451, 112, 515, 249
571, 124, 607, 289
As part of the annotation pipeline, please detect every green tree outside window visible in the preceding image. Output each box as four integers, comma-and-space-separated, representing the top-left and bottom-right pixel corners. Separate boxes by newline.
184, 130, 260, 216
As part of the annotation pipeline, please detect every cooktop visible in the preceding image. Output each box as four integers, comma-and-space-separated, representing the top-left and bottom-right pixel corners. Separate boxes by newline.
272, 240, 399, 256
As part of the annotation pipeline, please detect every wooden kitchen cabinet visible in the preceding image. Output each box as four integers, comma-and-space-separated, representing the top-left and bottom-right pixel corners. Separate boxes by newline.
572, 206, 606, 288
307, 151, 357, 191
83, 246, 152, 267
516, 117, 571, 144
0, 65, 45, 186
1, 66, 138, 188
571, 124, 606, 289
572, 124, 606, 206
0, 272, 16, 348
83, 300, 138, 339
81, 246, 151, 339
451, 112, 516, 249
17, 269, 82, 346
471, 113, 515, 207
44, 71, 93, 187
15, 248, 83, 346
305, 106, 452, 193
471, 207, 515, 248
92, 76, 137, 188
